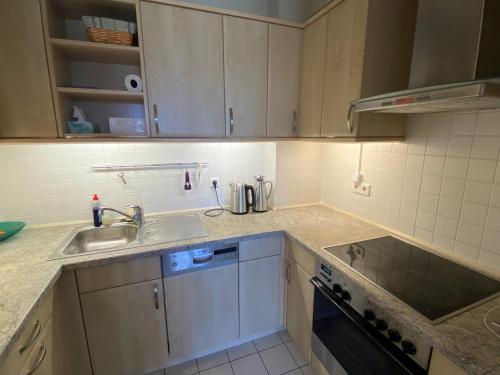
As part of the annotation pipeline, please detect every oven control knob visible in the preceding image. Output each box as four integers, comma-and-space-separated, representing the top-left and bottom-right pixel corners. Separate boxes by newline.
363, 309, 376, 321
387, 329, 401, 342
333, 284, 343, 294
341, 290, 351, 301
401, 340, 417, 355
375, 319, 388, 331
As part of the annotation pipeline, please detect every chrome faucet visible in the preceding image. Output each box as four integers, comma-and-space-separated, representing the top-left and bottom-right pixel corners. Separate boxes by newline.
98, 205, 145, 228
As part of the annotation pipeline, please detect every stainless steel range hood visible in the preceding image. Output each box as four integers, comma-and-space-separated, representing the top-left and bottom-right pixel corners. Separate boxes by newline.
353, 0, 500, 114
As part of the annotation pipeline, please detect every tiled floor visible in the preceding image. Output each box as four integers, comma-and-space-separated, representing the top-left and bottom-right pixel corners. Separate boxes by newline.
165, 330, 317, 375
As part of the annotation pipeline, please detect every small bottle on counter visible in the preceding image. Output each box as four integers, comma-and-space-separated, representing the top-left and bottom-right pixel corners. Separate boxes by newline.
92, 194, 102, 227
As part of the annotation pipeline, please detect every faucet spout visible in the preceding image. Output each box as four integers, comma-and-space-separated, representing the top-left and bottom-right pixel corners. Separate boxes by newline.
98, 205, 145, 228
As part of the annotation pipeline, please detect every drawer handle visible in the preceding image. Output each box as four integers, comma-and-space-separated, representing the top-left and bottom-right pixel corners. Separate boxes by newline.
19, 320, 41, 354
153, 285, 159, 310
285, 262, 291, 284
24, 346, 46, 375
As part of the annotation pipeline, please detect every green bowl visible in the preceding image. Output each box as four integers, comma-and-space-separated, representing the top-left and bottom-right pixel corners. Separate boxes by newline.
0, 221, 25, 241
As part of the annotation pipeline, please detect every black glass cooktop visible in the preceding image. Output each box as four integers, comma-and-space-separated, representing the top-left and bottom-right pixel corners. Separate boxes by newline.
325, 236, 500, 323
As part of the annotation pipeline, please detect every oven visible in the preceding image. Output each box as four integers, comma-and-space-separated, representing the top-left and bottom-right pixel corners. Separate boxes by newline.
310, 262, 431, 375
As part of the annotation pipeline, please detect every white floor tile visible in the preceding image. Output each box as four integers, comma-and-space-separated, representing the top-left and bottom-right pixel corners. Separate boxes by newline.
260, 344, 298, 375
231, 353, 268, 375
165, 359, 198, 375
254, 333, 282, 351
200, 363, 233, 375
278, 330, 293, 343
285, 370, 302, 375
197, 350, 229, 372
300, 365, 318, 375
227, 341, 257, 361
285, 341, 308, 367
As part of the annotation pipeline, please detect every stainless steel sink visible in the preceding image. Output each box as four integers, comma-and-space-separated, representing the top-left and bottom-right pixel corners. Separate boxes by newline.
49, 214, 209, 260
52, 223, 139, 258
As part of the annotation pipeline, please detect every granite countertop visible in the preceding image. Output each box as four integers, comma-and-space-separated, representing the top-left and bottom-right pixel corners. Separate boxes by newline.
0, 205, 499, 374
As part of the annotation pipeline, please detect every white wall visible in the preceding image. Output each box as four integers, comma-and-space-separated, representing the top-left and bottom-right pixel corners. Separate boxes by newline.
0, 142, 275, 226
321, 110, 500, 274
274, 142, 322, 207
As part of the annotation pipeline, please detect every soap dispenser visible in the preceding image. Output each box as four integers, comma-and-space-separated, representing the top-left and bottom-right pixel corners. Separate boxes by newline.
92, 194, 101, 227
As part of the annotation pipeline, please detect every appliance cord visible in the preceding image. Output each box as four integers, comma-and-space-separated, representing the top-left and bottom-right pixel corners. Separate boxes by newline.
204, 183, 226, 217
484, 306, 500, 339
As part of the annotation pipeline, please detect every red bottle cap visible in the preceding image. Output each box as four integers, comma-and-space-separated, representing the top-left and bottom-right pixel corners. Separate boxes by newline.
92, 194, 99, 201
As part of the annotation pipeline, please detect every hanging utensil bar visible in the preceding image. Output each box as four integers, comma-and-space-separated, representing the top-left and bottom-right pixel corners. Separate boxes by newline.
91, 162, 209, 172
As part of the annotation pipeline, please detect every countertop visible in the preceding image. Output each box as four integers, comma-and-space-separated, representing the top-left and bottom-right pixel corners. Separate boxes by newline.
0, 205, 499, 374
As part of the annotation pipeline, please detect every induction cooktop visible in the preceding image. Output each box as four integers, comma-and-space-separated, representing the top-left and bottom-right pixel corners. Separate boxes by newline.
324, 236, 500, 323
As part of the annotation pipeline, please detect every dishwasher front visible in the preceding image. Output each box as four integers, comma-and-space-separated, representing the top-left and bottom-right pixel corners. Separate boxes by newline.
162, 244, 239, 359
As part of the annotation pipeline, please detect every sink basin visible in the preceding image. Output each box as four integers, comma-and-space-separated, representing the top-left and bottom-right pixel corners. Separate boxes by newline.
49, 214, 209, 260
53, 223, 138, 258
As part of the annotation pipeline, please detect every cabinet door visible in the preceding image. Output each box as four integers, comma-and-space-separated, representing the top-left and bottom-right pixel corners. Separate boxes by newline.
141, 3, 225, 137
0, 0, 57, 137
240, 255, 281, 338
20, 320, 53, 375
80, 280, 169, 375
298, 15, 327, 137
267, 25, 302, 137
285, 259, 314, 362
164, 263, 239, 359
321, 0, 369, 137
224, 16, 268, 138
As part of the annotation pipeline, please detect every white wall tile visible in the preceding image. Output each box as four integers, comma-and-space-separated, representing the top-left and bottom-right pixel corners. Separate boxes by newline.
320, 110, 500, 272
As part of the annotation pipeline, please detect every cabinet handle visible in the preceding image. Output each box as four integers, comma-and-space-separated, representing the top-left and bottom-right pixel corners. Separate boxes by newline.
292, 110, 298, 134
153, 104, 160, 134
24, 346, 46, 375
285, 262, 291, 284
153, 285, 159, 310
229, 108, 234, 135
346, 103, 354, 133
19, 320, 41, 354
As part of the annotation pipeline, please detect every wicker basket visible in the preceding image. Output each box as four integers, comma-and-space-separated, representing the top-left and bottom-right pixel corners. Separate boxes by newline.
87, 27, 135, 46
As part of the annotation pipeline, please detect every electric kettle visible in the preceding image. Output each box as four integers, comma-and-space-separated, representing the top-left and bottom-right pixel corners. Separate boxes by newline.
229, 183, 255, 214
254, 176, 273, 213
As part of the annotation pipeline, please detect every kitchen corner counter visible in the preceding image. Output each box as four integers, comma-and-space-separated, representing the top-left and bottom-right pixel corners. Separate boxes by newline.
0, 205, 499, 374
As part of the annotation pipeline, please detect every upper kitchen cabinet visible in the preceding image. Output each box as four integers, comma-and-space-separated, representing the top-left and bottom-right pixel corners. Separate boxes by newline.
224, 17, 268, 138
0, 0, 57, 138
321, 0, 418, 138
298, 14, 327, 137
41, 0, 149, 138
141, 3, 225, 137
267, 25, 302, 138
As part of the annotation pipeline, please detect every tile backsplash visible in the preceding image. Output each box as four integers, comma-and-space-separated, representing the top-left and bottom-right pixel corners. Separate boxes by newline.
0, 142, 275, 226
321, 110, 500, 273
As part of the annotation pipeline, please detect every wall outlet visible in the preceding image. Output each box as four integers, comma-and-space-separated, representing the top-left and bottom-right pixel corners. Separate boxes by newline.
209, 177, 220, 189
353, 183, 371, 197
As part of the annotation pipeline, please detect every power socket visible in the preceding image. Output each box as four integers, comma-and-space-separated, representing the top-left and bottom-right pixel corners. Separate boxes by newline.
353, 183, 371, 197
209, 177, 220, 189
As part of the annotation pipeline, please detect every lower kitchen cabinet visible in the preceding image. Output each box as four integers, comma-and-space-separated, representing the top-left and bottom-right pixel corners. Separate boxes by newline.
239, 254, 281, 337
285, 258, 315, 362
80, 279, 169, 375
164, 263, 239, 359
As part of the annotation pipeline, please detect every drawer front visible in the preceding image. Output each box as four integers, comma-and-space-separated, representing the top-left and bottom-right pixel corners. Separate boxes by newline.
20, 319, 53, 375
77, 256, 161, 293
239, 235, 282, 262
286, 237, 316, 276
0, 291, 53, 375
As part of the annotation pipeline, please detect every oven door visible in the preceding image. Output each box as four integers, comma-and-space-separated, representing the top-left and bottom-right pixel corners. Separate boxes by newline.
310, 277, 427, 375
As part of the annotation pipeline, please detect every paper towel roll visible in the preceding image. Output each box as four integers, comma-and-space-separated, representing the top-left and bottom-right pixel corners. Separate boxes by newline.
124, 74, 143, 92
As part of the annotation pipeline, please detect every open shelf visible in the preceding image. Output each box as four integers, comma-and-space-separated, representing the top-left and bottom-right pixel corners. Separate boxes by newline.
50, 38, 140, 65
57, 87, 144, 102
